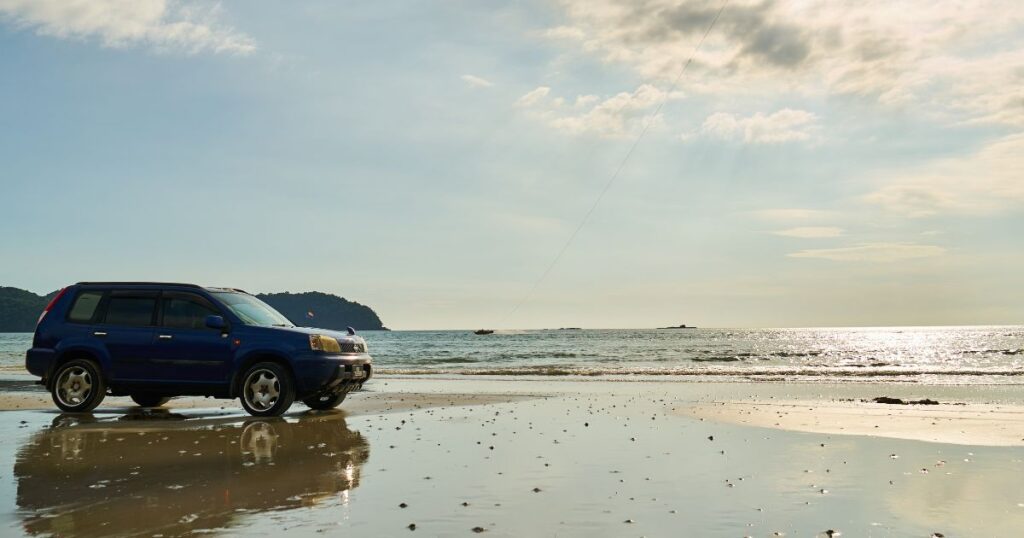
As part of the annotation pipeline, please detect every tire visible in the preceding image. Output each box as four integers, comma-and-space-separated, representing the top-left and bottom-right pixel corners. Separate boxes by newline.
239, 362, 295, 417
130, 394, 171, 407
51, 359, 106, 413
302, 390, 348, 410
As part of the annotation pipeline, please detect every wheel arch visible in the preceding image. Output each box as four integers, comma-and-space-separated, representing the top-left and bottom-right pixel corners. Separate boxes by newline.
48, 347, 109, 391
230, 351, 296, 399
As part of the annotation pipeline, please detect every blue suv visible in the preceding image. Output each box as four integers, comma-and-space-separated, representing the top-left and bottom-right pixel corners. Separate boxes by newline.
25, 282, 373, 416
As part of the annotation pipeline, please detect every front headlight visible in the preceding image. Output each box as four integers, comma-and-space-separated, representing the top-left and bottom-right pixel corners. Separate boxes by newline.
309, 334, 341, 353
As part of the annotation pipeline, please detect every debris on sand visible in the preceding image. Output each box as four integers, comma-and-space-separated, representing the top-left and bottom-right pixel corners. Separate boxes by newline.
871, 396, 940, 405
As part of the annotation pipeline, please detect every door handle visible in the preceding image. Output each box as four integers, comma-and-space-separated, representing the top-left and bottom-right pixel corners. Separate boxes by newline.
158, 334, 173, 340
93, 331, 107, 337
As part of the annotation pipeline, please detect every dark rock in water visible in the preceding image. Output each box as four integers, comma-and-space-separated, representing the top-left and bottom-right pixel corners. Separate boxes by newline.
407, 523, 417, 531
472, 527, 486, 533
873, 397, 940, 405
474, 329, 495, 335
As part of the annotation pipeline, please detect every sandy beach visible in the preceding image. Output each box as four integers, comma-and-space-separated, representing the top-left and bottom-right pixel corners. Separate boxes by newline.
0, 376, 1021, 537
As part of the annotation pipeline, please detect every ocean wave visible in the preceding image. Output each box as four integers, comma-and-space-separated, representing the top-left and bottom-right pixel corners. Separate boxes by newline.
378, 366, 1024, 378
412, 357, 481, 364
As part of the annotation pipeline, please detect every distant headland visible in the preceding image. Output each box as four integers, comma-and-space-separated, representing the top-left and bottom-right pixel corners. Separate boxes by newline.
658, 324, 697, 329
0, 286, 387, 332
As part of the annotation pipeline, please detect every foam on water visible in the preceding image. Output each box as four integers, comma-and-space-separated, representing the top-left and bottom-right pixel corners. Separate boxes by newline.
3, 326, 1023, 383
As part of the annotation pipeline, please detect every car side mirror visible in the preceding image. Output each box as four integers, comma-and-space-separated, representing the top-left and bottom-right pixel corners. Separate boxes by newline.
205, 315, 227, 331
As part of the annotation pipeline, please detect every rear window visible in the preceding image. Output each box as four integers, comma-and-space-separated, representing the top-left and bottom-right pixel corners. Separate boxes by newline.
67, 291, 103, 323
103, 296, 156, 327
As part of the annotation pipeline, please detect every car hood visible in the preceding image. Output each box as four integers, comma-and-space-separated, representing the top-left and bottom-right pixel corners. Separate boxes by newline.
262, 325, 367, 346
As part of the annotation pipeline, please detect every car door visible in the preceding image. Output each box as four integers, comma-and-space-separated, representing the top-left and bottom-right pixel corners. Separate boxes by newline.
95, 290, 159, 382
151, 292, 234, 385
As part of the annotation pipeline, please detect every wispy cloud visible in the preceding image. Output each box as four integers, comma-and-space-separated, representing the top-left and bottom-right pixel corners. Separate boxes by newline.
692, 108, 819, 144
461, 74, 493, 88
0, 0, 255, 54
864, 134, 1024, 217
750, 208, 834, 221
772, 226, 844, 238
515, 83, 683, 138
788, 242, 945, 263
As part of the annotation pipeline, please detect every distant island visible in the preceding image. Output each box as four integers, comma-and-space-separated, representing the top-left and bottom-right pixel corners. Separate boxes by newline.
256, 291, 387, 331
658, 324, 697, 329
0, 286, 387, 332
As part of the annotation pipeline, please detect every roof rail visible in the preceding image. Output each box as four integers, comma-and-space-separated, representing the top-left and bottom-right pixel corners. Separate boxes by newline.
75, 281, 202, 288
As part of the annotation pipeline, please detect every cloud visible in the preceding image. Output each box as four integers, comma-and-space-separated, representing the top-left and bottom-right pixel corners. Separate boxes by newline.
461, 74, 494, 88
788, 243, 945, 263
516, 86, 550, 107
653, 0, 811, 69
772, 227, 844, 238
0, 0, 255, 54
543, 0, 1024, 126
750, 208, 834, 221
864, 134, 1024, 217
516, 83, 684, 137
694, 108, 818, 144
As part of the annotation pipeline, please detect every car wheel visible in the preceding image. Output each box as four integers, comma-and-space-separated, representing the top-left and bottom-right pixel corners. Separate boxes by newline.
302, 390, 348, 410
51, 359, 106, 413
239, 362, 295, 417
130, 394, 171, 407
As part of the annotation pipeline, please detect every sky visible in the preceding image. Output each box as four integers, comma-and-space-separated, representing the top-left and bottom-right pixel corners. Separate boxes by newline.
0, 0, 1022, 329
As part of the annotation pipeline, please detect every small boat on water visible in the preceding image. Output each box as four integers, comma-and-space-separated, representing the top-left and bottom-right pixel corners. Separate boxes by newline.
474, 329, 495, 335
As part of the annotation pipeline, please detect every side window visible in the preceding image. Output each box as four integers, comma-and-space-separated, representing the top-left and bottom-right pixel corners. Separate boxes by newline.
162, 296, 219, 330
67, 291, 103, 323
103, 296, 157, 327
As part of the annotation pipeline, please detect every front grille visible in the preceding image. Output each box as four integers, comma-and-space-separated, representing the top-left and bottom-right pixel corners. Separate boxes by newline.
340, 342, 365, 353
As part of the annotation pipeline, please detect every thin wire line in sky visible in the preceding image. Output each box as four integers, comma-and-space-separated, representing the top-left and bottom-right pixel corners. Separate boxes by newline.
501, 0, 731, 325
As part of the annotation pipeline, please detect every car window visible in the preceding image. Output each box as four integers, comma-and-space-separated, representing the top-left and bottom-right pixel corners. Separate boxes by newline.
103, 296, 156, 327
68, 291, 103, 323
210, 291, 294, 327
162, 296, 219, 330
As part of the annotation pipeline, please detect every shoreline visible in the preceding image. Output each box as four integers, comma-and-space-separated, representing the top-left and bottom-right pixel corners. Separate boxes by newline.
3, 376, 1023, 447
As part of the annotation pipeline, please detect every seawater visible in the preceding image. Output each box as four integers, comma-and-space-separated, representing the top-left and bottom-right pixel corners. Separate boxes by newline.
3, 326, 1023, 383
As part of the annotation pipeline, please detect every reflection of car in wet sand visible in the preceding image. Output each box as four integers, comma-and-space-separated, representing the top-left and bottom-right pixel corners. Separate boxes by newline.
14, 410, 370, 536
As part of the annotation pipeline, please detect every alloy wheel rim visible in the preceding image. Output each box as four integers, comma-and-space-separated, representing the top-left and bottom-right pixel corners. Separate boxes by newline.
244, 369, 280, 411
56, 366, 93, 408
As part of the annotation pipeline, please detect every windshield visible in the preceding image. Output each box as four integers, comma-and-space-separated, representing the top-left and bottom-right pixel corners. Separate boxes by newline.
212, 292, 294, 327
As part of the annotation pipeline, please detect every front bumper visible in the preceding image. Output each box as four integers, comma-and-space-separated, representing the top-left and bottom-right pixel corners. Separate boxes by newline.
292, 352, 373, 396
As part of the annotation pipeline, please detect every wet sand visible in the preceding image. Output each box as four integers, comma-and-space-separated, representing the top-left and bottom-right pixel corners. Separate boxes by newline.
1, 377, 1022, 536
682, 398, 1024, 447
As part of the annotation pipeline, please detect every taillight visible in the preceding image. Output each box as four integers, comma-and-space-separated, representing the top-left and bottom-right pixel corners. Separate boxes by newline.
38, 287, 68, 325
